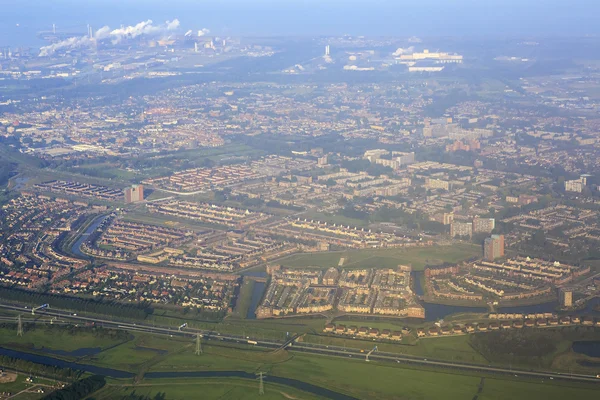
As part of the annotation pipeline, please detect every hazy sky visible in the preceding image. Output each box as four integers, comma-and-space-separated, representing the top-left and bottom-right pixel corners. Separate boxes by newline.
2, 0, 600, 40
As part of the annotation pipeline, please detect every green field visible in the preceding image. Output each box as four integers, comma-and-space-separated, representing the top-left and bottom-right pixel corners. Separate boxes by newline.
2, 326, 600, 400
0, 373, 61, 400
303, 333, 487, 363
0, 324, 127, 354
278, 243, 480, 271
93, 378, 322, 400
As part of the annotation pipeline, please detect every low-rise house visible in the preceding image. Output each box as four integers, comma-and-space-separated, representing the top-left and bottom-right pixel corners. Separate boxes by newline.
524, 319, 535, 328
559, 317, 571, 325
513, 320, 524, 329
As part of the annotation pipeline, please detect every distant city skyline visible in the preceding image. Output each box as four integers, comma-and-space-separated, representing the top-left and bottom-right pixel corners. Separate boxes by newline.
1, 0, 600, 48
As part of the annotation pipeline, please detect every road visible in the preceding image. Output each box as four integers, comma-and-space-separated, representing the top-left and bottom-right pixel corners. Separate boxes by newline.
1, 302, 599, 385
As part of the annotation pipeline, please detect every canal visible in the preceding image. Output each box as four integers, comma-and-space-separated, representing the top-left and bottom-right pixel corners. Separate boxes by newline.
241, 271, 267, 320
70, 214, 108, 258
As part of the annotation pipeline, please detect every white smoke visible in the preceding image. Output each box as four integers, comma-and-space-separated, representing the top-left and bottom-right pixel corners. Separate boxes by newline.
166, 19, 180, 30
39, 36, 92, 57
39, 19, 181, 56
198, 28, 210, 37
94, 26, 111, 40
184, 29, 193, 37
392, 46, 415, 56
109, 20, 159, 44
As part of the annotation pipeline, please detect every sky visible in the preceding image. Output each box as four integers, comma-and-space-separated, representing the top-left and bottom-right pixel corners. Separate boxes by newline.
1, 0, 600, 47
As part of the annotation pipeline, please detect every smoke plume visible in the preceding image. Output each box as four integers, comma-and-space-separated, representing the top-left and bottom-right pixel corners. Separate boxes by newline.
198, 28, 210, 37
39, 19, 181, 56
392, 46, 415, 56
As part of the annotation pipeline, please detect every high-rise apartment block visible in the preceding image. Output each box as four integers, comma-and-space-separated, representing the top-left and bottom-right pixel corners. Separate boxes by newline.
450, 222, 473, 238
124, 184, 144, 203
483, 234, 504, 261
473, 217, 495, 234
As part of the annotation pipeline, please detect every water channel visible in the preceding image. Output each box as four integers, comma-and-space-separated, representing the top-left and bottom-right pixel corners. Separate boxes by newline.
242, 271, 268, 320
70, 214, 108, 258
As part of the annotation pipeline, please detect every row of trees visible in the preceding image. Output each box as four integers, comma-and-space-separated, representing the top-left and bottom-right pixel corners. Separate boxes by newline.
0, 286, 153, 320
42, 375, 106, 400
0, 355, 82, 381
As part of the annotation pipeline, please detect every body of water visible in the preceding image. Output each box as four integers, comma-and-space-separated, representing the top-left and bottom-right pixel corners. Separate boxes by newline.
498, 301, 558, 315
246, 280, 267, 320
572, 341, 600, 358
422, 303, 488, 322
0, 347, 134, 378
34, 347, 102, 358
70, 214, 107, 258
242, 271, 268, 320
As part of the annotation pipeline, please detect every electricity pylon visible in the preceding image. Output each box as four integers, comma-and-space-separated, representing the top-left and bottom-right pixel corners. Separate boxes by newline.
17, 315, 23, 337
256, 372, 266, 395
195, 334, 202, 355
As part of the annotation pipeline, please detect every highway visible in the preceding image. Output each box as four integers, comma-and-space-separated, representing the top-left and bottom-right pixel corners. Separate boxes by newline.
1, 302, 599, 384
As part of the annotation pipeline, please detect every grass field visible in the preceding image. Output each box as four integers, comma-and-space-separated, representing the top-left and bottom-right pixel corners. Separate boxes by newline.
90, 333, 190, 372
2, 327, 600, 400
0, 373, 61, 400
93, 378, 322, 400
278, 243, 480, 271
302, 333, 487, 364
0, 325, 127, 354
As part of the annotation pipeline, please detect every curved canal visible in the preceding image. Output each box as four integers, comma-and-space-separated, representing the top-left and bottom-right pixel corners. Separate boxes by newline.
71, 214, 108, 258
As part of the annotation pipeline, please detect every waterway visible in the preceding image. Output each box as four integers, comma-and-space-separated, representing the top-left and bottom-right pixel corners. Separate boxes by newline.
422, 303, 488, 322
0, 347, 134, 378
70, 214, 108, 258
572, 341, 600, 358
498, 301, 558, 315
0, 347, 357, 400
243, 271, 267, 320
34, 347, 102, 358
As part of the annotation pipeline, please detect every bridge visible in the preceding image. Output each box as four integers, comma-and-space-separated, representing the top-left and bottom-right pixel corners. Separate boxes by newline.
275, 333, 304, 351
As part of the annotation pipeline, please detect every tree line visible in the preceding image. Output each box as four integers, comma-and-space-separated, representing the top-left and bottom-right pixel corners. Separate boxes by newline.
0, 286, 153, 320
